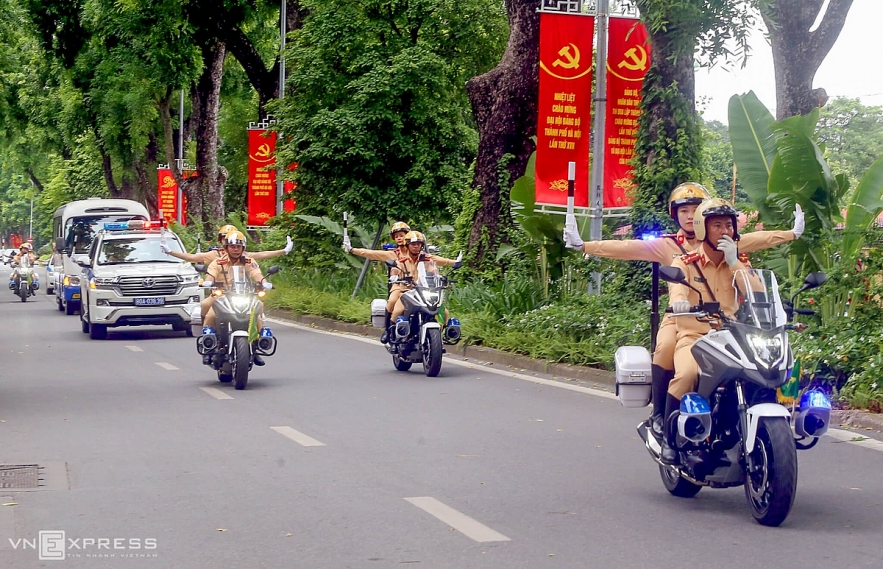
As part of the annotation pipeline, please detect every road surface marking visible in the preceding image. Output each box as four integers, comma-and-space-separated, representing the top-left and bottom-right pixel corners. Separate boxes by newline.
404, 497, 510, 542
266, 317, 617, 401
270, 426, 325, 447
125, 345, 143, 352
0, 497, 14, 550
200, 387, 234, 400
156, 362, 179, 371
827, 428, 883, 453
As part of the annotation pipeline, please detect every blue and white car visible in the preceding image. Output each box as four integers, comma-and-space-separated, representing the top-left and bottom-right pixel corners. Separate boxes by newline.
76, 221, 202, 340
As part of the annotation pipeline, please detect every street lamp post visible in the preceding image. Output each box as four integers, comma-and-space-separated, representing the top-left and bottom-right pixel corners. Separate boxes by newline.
276, 0, 287, 215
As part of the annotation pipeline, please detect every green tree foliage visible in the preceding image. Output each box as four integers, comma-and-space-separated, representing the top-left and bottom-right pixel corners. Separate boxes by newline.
817, 97, 883, 190
273, 0, 507, 230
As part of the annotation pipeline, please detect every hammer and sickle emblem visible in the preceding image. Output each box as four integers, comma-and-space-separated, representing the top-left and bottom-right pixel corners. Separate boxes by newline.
553, 44, 580, 69
618, 46, 648, 71
255, 143, 271, 158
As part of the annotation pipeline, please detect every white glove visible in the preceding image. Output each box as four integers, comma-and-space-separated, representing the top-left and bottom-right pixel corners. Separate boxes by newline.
160, 240, 171, 254
671, 300, 692, 314
563, 214, 584, 250
342, 236, 352, 253
453, 251, 463, 269
202, 280, 214, 288
717, 235, 739, 267
283, 235, 293, 254
262, 281, 273, 290
791, 203, 805, 239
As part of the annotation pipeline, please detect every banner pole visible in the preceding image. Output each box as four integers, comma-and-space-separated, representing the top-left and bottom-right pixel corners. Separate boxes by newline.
588, 0, 609, 294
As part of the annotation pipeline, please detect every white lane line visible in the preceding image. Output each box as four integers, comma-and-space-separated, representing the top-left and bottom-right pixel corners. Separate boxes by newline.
125, 345, 143, 352
0, 497, 14, 551
826, 428, 883, 453
155, 362, 179, 371
200, 387, 234, 400
265, 317, 617, 401
404, 497, 510, 543
270, 426, 326, 447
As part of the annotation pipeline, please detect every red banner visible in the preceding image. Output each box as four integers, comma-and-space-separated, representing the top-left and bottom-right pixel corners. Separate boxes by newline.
603, 18, 650, 207
157, 168, 189, 225
248, 129, 278, 226
535, 12, 594, 207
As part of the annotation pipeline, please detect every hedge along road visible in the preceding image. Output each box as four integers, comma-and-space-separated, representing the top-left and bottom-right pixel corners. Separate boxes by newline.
0, 267, 881, 568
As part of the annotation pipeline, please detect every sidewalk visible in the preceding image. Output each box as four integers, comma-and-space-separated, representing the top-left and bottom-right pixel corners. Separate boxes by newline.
267, 308, 882, 434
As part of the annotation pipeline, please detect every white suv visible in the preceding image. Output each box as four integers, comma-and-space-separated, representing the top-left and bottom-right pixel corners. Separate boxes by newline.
77, 223, 201, 340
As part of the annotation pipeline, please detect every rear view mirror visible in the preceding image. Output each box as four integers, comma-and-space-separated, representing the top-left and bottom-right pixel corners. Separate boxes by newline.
194, 263, 207, 274
659, 266, 688, 285
55, 237, 68, 255
804, 272, 827, 289
266, 265, 280, 276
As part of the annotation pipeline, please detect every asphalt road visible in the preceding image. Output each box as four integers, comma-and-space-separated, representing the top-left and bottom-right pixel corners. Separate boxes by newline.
0, 264, 881, 568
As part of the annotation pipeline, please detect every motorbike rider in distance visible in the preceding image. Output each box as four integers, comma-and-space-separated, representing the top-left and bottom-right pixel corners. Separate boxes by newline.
202, 231, 273, 366
662, 198, 754, 464
386, 231, 442, 343
563, 183, 804, 439
161, 223, 293, 264
10, 243, 39, 291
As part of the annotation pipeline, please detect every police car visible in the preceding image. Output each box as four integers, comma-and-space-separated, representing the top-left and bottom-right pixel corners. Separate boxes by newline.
76, 220, 201, 340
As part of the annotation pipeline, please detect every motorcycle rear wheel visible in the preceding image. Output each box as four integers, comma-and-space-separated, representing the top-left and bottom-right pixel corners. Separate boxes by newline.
422, 328, 443, 377
392, 354, 412, 371
745, 417, 797, 527
659, 464, 702, 498
232, 336, 250, 390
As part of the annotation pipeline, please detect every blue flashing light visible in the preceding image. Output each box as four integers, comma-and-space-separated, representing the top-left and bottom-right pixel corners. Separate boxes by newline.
103, 222, 130, 230
382, 243, 398, 250
680, 393, 711, 414
260, 327, 274, 338
800, 389, 832, 410
639, 232, 661, 241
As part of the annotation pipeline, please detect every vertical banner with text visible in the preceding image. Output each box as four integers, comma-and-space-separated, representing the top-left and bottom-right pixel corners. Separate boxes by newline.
247, 128, 278, 226
156, 166, 189, 225
603, 17, 650, 207
535, 12, 594, 207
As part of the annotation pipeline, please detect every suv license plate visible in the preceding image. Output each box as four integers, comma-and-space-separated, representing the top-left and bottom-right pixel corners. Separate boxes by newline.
134, 297, 165, 306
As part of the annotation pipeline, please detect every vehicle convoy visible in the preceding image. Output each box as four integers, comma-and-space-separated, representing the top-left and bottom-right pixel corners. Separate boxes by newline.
615, 267, 830, 526
11, 255, 38, 302
373, 259, 460, 377
52, 198, 149, 315
76, 220, 201, 340
194, 264, 279, 390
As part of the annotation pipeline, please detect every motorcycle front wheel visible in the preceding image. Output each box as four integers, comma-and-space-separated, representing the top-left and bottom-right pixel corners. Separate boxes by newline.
19, 286, 27, 302
422, 328, 443, 377
745, 417, 797, 526
232, 336, 250, 390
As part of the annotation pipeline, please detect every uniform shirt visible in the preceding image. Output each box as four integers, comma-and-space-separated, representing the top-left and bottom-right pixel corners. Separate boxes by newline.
206, 255, 264, 289
171, 247, 282, 264
669, 242, 750, 338
350, 247, 458, 266
13, 252, 38, 265
581, 228, 795, 265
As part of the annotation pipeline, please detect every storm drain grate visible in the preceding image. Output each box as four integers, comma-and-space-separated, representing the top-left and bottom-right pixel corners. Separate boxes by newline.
0, 465, 42, 489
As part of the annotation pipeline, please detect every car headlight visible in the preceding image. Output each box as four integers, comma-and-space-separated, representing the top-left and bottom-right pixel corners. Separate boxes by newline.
747, 333, 784, 368
90, 276, 118, 289
64, 275, 81, 286
181, 274, 200, 285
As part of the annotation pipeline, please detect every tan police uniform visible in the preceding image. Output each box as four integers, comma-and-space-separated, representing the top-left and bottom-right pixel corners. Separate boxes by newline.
202, 254, 266, 328
667, 242, 750, 399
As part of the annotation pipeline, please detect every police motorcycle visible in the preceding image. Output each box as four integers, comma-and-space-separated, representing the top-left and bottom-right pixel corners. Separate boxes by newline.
373, 258, 460, 377
616, 266, 829, 526
194, 264, 280, 390
10, 255, 39, 302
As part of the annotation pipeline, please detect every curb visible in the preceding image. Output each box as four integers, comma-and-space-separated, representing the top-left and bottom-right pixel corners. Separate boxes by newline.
267, 309, 883, 431
268, 309, 617, 389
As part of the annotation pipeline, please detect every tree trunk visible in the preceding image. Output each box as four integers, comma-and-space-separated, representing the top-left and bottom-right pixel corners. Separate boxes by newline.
763, 0, 854, 119
464, 0, 539, 262
186, 40, 229, 227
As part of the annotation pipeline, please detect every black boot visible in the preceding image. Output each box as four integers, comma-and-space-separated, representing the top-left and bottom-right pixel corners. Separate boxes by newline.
660, 394, 681, 465
253, 353, 266, 366
202, 354, 212, 366
649, 366, 674, 440
380, 312, 392, 344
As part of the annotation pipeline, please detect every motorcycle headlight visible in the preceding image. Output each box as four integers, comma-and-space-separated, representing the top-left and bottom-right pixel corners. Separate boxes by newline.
747, 333, 784, 368
232, 295, 251, 310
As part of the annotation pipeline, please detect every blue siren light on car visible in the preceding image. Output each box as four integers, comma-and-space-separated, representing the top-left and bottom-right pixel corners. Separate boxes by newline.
103, 220, 162, 231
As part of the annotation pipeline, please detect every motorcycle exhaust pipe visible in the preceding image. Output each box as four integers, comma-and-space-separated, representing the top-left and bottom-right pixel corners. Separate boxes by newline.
198, 334, 218, 353
444, 318, 461, 342
395, 318, 410, 339
256, 336, 276, 354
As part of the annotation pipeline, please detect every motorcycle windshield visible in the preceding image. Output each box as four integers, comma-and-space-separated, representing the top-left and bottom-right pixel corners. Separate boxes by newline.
416, 261, 442, 288
731, 269, 787, 330
229, 265, 251, 294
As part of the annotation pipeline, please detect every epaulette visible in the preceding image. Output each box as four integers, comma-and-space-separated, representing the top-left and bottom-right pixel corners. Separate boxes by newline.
217, 257, 228, 265
662, 233, 685, 245
738, 253, 750, 265
679, 251, 703, 265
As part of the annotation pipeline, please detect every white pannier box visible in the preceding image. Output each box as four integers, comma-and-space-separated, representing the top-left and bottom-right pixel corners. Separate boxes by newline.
371, 299, 387, 328
189, 305, 203, 338
615, 346, 652, 408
